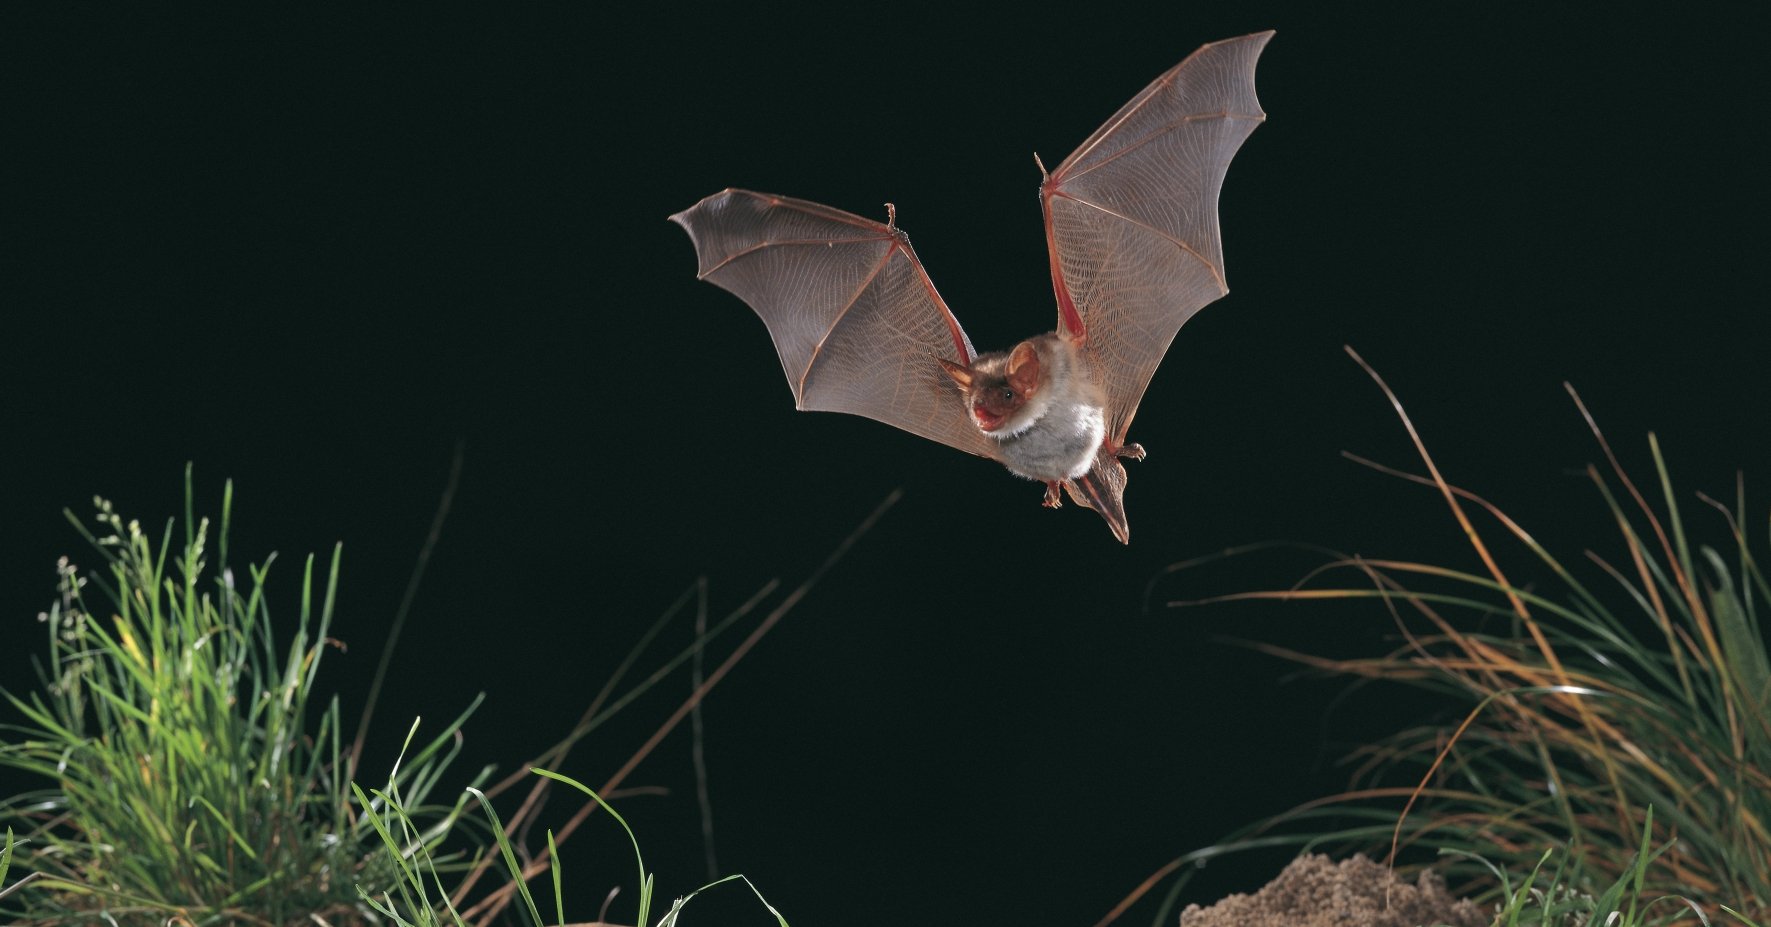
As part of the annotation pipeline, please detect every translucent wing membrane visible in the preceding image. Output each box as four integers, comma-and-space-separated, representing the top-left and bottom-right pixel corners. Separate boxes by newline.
671, 190, 998, 459
1043, 31, 1271, 447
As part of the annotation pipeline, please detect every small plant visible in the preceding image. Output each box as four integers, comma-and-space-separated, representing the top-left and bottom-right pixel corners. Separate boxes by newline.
353, 745, 791, 927
0, 468, 479, 924
1446, 807, 1723, 927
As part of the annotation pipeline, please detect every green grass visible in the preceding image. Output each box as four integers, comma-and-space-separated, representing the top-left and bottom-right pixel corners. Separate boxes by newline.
2, 467, 888, 925
351, 749, 791, 927
1, 827, 38, 902
1447, 807, 1728, 927
1112, 351, 1768, 926
0, 468, 482, 924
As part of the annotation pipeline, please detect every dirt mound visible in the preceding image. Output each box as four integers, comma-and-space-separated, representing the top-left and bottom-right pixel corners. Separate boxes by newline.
1178, 853, 1486, 927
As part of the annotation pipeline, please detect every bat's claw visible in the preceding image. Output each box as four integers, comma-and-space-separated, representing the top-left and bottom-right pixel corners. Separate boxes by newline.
1042, 481, 1064, 508
1115, 442, 1146, 462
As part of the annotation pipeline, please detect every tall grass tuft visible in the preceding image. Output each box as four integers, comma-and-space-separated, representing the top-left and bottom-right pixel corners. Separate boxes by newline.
1158, 351, 1769, 923
1098, 354, 1768, 927
4, 469, 889, 924
0, 467, 478, 925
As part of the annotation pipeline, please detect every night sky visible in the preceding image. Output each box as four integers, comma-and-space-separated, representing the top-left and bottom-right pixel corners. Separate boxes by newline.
8, 4, 1770, 925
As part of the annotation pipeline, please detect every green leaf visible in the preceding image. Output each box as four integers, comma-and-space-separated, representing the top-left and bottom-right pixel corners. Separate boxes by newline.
1707, 550, 1771, 752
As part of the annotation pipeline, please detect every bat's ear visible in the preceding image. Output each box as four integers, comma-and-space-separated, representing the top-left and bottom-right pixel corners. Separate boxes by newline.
1006, 342, 1041, 394
936, 356, 974, 391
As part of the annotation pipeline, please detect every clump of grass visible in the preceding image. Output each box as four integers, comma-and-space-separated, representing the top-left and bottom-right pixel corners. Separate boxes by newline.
0, 468, 480, 924
1451, 807, 1731, 927
4, 466, 892, 925
353, 725, 790, 927
1153, 350, 1768, 923
1107, 351, 1767, 927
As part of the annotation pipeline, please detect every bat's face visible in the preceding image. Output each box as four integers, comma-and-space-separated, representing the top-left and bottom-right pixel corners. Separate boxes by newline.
938, 339, 1048, 437
969, 381, 1024, 432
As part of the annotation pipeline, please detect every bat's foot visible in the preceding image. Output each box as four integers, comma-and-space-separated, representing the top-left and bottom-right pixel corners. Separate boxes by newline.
1115, 442, 1146, 462
1042, 481, 1064, 508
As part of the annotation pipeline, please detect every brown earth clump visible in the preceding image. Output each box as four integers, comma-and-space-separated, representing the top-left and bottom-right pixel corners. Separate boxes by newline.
1178, 853, 1486, 927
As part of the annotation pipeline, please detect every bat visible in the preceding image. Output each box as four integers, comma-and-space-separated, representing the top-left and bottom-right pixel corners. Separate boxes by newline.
671, 31, 1271, 543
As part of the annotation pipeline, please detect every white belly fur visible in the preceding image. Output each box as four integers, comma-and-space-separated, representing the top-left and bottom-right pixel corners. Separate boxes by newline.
993, 399, 1106, 481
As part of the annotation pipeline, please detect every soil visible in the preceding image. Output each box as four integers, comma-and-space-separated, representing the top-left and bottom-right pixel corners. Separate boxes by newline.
1178, 854, 1487, 927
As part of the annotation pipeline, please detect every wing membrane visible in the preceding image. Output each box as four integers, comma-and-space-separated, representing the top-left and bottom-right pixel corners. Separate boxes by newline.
1042, 31, 1271, 446
672, 189, 997, 459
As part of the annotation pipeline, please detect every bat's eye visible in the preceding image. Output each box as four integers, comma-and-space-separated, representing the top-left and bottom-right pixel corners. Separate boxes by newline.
1000, 388, 1015, 403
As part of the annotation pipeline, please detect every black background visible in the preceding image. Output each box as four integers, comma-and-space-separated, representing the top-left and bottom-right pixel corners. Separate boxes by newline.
6, 3, 1769, 925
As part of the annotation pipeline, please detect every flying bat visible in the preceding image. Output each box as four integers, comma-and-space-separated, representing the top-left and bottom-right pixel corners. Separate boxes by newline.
671, 31, 1271, 543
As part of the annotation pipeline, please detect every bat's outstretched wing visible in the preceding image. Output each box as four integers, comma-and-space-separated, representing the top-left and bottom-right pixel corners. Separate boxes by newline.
672, 189, 997, 460
1042, 31, 1271, 448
